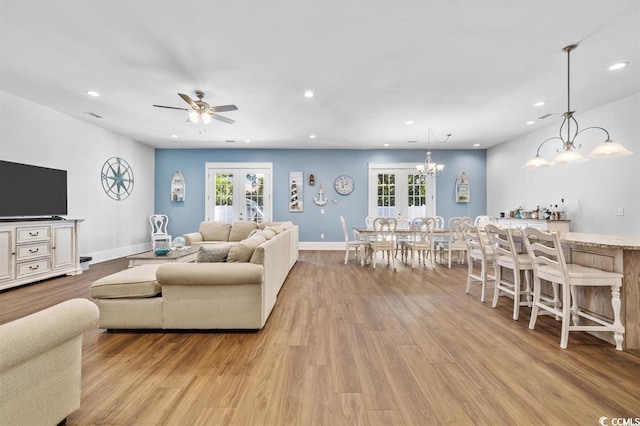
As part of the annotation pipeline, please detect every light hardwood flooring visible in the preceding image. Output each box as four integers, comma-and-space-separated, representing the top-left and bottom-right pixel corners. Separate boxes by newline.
1, 251, 639, 425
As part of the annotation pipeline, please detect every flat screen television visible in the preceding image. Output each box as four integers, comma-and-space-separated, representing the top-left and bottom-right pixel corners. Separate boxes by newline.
0, 160, 68, 218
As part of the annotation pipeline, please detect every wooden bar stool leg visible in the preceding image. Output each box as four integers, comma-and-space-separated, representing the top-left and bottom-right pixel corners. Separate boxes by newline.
611, 284, 625, 350
560, 283, 571, 349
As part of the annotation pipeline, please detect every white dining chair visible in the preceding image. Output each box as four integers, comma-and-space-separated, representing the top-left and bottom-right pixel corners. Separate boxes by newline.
340, 216, 361, 264
400, 217, 437, 269
368, 217, 397, 270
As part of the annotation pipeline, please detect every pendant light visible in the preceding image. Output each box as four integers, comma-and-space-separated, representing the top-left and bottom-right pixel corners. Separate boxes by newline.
523, 44, 632, 169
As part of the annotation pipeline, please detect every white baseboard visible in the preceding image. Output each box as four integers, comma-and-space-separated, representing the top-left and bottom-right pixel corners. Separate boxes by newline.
299, 241, 344, 250
84, 242, 150, 264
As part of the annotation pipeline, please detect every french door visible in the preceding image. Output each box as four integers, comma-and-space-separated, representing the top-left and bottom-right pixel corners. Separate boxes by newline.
367, 163, 436, 220
205, 162, 273, 223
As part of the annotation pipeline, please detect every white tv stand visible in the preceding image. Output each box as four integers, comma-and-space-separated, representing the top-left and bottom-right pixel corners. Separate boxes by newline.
0, 219, 83, 291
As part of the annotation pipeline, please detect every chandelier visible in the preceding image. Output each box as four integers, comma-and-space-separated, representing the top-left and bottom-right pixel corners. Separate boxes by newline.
523, 44, 632, 169
416, 128, 450, 176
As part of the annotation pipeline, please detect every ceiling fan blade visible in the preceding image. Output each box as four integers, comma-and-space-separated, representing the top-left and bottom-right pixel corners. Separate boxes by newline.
178, 93, 199, 109
153, 104, 189, 111
208, 105, 238, 113
211, 114, 235, 124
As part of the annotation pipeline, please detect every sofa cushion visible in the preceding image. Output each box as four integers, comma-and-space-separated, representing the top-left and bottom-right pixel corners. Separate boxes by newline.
258, 228, 276, 240
90, 264, 162, 299
196, 243, 234, 263
227, 235, 266, 262
267, 225, 284, 234
199, 222, 232, 241
229, 221, 259, 242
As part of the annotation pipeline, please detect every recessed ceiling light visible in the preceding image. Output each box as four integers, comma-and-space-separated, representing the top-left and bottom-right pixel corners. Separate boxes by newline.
383, 143, 389, 147
309, 134, 316, 139
304, 91, 314, 98
473, 143, 480, 147
86, 90, 100, 97
245, 139, 251, 143
405, 120, 415, 125
609, 62, 628, 71
526, 121, 536, 125
533, 101, 545, 107
171, 134, 178, 138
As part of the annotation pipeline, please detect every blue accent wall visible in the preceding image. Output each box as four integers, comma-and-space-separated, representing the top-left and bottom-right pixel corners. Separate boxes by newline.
155, 149, 486, 242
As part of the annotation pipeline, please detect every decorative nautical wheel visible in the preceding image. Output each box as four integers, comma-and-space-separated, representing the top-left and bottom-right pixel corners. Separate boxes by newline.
101, 157, 134, 200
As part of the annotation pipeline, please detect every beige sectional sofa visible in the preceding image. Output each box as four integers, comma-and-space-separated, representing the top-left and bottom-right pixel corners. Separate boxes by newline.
91, 221, 298, 330
0, 298, 99, 425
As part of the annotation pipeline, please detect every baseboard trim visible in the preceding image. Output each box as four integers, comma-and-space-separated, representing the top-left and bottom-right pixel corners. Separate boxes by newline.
299, 242, 344, 250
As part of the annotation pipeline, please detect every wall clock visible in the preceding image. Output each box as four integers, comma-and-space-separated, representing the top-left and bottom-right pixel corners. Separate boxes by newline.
101, 157, 134, 200
334, 175, 354, 195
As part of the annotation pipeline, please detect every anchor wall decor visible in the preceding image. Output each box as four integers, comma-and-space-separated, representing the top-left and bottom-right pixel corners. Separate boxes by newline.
314, 185, 328, 206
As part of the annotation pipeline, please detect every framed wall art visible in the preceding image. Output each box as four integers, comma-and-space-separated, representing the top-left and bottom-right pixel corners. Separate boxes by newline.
289, 171, 303, 212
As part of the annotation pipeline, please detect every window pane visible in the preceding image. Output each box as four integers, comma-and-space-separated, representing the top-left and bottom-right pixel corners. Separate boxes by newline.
245, 173, 264, 223
214, 173, 233, 222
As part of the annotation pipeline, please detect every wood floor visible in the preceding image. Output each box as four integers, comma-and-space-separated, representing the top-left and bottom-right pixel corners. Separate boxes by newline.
1, 251, 639, 425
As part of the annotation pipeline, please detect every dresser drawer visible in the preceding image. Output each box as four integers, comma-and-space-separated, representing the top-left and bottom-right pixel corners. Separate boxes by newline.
16, 226, 51, 243
17, 258, 51, 278
16, 242, 51, 261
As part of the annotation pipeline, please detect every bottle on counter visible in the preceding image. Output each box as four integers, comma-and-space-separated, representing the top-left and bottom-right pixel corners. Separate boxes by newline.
560, 198, 567, 220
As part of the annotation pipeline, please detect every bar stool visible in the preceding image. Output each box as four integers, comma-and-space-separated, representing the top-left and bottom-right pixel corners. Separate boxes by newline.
522, 227, 625, 350
462, 223, 495, 302
485, 224, 533, 320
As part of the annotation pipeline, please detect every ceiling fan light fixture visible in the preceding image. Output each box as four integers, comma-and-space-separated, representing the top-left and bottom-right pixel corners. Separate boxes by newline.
188, 110, 200, 123
201, 112, 213, 125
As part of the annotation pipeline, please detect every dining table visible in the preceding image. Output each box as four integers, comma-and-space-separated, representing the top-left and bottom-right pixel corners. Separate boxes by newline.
353, 227, 451, 266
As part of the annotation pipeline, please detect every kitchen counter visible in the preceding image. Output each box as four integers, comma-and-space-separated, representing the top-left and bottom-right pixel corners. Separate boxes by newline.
496, 218, 570, 233
560, 232, 640, 251
556, 232, 640, 351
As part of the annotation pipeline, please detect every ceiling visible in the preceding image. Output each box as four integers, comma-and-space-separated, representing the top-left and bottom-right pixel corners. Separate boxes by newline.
1, 1, 638, 150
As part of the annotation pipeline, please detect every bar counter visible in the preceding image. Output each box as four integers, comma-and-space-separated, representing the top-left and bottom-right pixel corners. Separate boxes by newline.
556, 232, 640, 351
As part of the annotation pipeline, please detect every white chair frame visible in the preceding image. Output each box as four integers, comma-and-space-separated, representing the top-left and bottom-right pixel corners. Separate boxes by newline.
149, 214, 171, 250
522, 227, 625, 350
485, 224, 533, 320
340, 216, 361, 264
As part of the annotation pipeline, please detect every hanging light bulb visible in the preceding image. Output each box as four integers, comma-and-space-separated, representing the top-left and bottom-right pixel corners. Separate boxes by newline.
188, 110, 200, 123
201, 112, 213, 125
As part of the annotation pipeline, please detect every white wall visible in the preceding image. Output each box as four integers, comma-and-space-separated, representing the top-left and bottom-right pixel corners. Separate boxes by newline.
0, 90, 155, 262
488, 92, 640, 236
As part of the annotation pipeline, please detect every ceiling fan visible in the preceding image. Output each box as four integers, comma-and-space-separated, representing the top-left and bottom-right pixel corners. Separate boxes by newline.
153, 90, 238, 124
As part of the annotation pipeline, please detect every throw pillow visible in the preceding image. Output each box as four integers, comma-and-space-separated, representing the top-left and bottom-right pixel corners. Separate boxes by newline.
227, 235, 266, 262
199, 222, 232, 241
248, 229, 261, 238
258, 228, 276, 240
229, 221, 259, 241
196, 243, 234, 263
